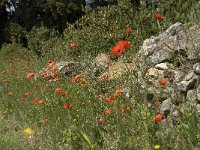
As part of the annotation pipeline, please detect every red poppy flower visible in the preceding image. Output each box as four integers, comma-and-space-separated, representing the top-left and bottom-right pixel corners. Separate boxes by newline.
117, 40, 131, 49
7, 92, 13, 96
50, 72, 57, 78
111, 44, 125, 56
24, 92, 31, 97
114, 89, 123, 96
31, 98, 38, 104
60, 91, 67, 97
105, 95, 116, 102
38, 100, 45, 104
2, 79, 12, 83
154, 13, 164, 20
26, 72, 35, 80
47, 60, 53, 63
55, 88, 62, 93
63, 103, 71, 109
104, 109, 111, 116
111, 40, 131, 56
157, 78, 169, 87
69, 43, 77, 47
41, 73, 49, 79
125, 27, 132, 35
155, 113, 163, 123
119, 108, 125, 114
97, 117, 104, 125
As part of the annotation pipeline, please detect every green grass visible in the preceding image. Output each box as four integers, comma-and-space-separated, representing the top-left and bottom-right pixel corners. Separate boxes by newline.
0, 0, 200, 149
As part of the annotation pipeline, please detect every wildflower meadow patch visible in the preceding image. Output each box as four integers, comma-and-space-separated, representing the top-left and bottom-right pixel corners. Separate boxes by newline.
0, 0, 200, 149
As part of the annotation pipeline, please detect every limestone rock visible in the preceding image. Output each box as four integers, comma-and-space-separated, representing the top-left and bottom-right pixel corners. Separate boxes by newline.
177, 80, 196, 92
184, 71, 195, 81
137, 23, 200, 68
197, 52, 200, 61
93, 53, 110, 75
160, 98, 172, 117
155, 63, 170, 70
193, 63, 200, 75
172, 109, 179, 117
147, 68, 164, 78
100, 61, 135, 80
53, 61, 82, 76
177, 71, 198, 92
37, 61, 83, 80
173, 70, 185, 82
95, 53, 110, 68
134, 23, 200, 118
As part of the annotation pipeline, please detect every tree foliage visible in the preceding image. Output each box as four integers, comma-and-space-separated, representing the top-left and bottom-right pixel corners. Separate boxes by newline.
0, 0, 86, 47
0, 0, 8, 46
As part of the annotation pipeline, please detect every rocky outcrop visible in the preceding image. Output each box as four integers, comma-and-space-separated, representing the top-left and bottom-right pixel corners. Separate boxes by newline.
99, 61, 135, 80
135, 22, 200, 117
93, 53, 111, 76
36, 61, 83, 80
138, 22, 200, 67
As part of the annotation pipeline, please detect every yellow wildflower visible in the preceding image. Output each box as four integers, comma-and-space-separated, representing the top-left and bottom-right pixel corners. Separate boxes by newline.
154, 144, 160, 149
24, 128, 33, 136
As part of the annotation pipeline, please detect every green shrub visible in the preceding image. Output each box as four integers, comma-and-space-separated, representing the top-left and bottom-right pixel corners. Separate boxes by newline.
26, 0, 200, 62
3, 22, 25, 44
158, 0, 200, 24
188, 2, 200, 24
63, 0, 159, 60
27, 26, 60, 56
39, 37, 68, 60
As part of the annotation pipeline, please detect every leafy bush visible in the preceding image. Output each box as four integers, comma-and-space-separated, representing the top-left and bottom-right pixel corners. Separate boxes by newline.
3, 22, 25, 44
158, 0, 200, 23
188, 2, 200, 24
35, 0, 198, 62
39, 37, 69, 60
63, 0, 159, 60
27, 26, 60, 56
24, 0, 200, 62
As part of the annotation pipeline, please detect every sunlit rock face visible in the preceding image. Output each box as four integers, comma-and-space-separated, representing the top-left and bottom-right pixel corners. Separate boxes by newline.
135, 22, 200, 118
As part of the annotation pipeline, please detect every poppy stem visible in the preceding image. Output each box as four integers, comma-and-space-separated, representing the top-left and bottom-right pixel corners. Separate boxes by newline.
156, 20, 161, 32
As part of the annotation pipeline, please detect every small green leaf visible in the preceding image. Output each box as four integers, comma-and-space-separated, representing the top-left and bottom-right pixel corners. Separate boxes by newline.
80, 130, 93, 148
